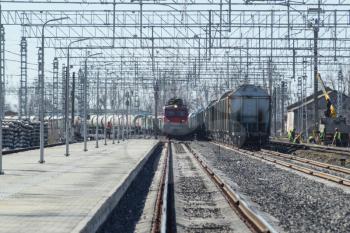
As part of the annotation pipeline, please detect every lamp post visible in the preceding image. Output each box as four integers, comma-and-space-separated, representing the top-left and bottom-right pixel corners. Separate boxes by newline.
108, 73, 117, 144
65, 37, 88, 157
125, 91, 129, 139
95, 68, 100, 148
122, 115, 125, 141
39, 16, 69, 164
112, 80, 116, 144
118, 116, 121, 143
118, 87, 121, 143
154, 81, 159, 139
102, 63, 114, 145
128, 91, 133, 139
117, 85, 121, 144
83, 52, 102, 152
104, 72, 108, 146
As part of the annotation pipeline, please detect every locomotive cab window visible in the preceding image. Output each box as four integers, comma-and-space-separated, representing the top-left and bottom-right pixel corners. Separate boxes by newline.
165, 110, 176, 117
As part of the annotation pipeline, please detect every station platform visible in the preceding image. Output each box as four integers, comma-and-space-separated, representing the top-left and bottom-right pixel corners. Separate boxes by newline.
0, 139, 160, 233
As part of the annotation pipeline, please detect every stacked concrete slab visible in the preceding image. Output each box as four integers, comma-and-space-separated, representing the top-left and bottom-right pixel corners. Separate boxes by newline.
1, 120, 48, 150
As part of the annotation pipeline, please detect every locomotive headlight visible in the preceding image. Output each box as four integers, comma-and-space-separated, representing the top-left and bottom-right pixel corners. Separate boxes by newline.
174, 105, 178, 108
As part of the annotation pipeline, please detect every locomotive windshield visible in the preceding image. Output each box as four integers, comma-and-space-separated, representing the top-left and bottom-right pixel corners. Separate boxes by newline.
165, 109, 188, 117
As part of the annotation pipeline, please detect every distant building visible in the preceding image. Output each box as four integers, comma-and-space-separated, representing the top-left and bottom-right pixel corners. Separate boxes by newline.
286, 87, 350, 134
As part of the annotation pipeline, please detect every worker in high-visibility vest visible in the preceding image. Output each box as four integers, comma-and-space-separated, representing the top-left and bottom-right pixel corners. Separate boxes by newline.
332, 128, 341, 146
288, 128, 296, 142
294, 132, 301, 144
320, 130, 325, 140
308, 135, 315, 143
320, 129, 326, 143
288, 130, 292, 142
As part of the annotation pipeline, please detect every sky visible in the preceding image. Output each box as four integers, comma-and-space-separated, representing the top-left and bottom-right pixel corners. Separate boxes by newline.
1, 0, 350, 111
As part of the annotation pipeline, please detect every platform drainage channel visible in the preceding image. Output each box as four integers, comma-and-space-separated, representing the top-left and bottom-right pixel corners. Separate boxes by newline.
96, 144, 163, 233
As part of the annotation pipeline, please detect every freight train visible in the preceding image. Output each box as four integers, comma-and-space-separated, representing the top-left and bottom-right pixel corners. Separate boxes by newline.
189, 85, 271, 147
45, 114, 156, 140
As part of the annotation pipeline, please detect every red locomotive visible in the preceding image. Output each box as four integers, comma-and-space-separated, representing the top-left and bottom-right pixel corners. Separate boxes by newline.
163, 98, 190, 137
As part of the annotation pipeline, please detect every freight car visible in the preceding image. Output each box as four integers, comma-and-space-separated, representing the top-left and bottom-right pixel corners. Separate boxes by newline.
189, 85, 271, 147
134, 114, 160, 134
86, 114, 156, 138
188, 108, 206, 139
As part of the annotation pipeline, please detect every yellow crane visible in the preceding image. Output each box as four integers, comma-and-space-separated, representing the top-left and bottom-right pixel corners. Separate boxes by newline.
317, 73, 337, 118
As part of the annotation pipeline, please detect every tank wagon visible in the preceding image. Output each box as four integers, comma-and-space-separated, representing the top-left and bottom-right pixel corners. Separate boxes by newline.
189, 84, 271, 147
10, 113, 156, 147
134, 114, 160, 134
85, 114, 157, 137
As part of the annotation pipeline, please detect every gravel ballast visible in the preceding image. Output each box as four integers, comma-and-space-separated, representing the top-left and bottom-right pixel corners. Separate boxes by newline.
191, 141, 350, 233
172, 143, 250, 233
96, 145, 162, 233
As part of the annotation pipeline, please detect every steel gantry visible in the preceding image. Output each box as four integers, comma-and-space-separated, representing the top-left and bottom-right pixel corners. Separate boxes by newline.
0, 0, 350, 143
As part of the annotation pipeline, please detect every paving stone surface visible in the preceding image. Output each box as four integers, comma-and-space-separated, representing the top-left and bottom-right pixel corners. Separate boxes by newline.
0, 139, 158, 233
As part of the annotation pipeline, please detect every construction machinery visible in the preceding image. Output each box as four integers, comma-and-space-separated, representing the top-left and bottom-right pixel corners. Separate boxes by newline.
317, 73, 350, 146
317, 73, 337, 118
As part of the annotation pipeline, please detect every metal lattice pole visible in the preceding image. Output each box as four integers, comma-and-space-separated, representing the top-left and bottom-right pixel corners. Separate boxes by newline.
297, 75, 303, 132
78, 68, 84, 117
51, 57, 59, 145
313, 0, 321, 132
61, 64, 66, 119
38, 46, 45, 163
83, 60, 88, 151
65, 49, 70, 156
281, 81, 286, 135
52, 57, 59, 120
19, 37, 27, 119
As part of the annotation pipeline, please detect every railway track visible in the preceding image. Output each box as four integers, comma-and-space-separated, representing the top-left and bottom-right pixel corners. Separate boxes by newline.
191, 140, 350, 233
151, 141, 171, 233
214, 142, 350, 188
153, 140, 277, 233
260, 149, 350, 176
269, 139, 350, 157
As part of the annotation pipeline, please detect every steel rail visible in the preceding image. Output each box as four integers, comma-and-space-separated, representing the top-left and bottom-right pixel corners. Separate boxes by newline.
185, 142, 277, 233
213, 142, 350, 187
261, 149, 350, 175
151, 141, 170, 233
270, 140, 350, 156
